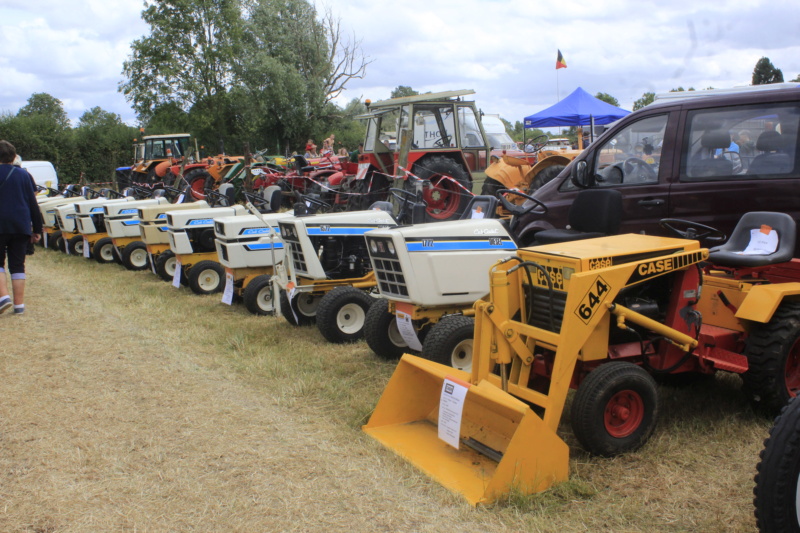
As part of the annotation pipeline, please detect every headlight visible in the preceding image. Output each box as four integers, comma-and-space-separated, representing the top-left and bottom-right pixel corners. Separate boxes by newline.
387, 241, 395, 255
370, 240, 378, 254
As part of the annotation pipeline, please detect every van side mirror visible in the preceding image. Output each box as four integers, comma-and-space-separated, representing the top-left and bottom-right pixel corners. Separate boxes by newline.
571, 160, 594, 188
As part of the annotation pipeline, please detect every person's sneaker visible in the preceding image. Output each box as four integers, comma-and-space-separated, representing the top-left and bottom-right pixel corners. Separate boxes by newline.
13, 306, 24, 315
0, 297, 11, 314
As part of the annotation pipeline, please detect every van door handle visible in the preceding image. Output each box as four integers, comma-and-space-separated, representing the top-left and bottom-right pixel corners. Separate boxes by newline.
638, 199, 665, 207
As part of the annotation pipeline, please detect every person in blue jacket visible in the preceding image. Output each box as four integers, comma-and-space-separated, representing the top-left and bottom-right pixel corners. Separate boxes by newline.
0, 140, 43, 315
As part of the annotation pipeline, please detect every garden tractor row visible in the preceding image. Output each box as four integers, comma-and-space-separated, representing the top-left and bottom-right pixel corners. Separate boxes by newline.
104, 192, 174, 270
37, 184, 87, 250
364, 212, 800, 505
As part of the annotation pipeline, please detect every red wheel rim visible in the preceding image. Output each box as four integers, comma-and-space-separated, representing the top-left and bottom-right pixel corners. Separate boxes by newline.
422, 176, 462, 220
785, 337, 800, 395
189, 176, 208, 200
604, 389, 644, 438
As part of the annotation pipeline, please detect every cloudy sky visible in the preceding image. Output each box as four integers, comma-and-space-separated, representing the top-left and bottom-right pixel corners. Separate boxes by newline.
1, 0, 798, 128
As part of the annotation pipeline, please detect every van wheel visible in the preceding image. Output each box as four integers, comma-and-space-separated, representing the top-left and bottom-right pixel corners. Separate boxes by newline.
316, 286, 374, 343
93, 237, 116, 263
187, 260, 224, 295
121, 242, 150, 271
408, 155, 471, 221
570, 362, 659, 456
421, 315, 475, 372
744, 302, 800, 413
754, 397, 800, 532
243, 275, 275, 315
364, 299, 410, 360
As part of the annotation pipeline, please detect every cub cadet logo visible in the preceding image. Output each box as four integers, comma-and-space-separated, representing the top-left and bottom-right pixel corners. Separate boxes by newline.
367, 218, 393, 224
589, 257, 612, 270
474, 228, 499, 235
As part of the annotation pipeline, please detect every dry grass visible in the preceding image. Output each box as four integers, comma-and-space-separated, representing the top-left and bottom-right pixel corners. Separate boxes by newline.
0, 248, 767, 532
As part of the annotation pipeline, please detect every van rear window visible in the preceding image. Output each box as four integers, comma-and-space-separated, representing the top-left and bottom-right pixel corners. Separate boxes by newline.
681, 103, 800, 180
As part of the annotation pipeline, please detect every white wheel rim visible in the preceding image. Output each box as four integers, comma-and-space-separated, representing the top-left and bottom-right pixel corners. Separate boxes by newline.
388, 319, 407, 347
198, 269, 220, 291
336, 302, 366, 334
101, 244, 114, 261
131, 249, 148, 267
165, 257, 177, 276
257, 286, 274, 311
450, 339, 473, 371
296, 295, 319, 317
75, 241, 84, 254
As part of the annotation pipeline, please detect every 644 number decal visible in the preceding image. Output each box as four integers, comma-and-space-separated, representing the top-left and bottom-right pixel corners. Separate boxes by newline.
574, 276, 610, 324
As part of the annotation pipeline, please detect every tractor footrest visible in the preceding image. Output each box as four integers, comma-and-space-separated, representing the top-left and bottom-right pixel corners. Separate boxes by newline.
703, 347, 749, 373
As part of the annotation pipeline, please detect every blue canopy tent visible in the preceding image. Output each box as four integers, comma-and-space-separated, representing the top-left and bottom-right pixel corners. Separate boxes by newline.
524, 87, 630, 128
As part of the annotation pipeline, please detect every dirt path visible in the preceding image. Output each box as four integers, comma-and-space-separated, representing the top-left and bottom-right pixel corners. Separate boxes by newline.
0, 255, 501, 532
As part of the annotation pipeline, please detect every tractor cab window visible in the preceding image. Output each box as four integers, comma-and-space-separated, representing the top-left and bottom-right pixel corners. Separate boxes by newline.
682, 103, 800, 180
145, 140, 165, 160
591, 114, 668, 187
457, 106, 486, 148
363, 117, 380, 153
412, 105, 456, 149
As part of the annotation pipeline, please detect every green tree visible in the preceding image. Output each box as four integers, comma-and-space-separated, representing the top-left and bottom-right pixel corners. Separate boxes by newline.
752, 57, 784, 85
633, 92, 655, 111
594, 92, 620, 107
17, 93, 71, 129
74, 107, 138, 183
390, 86, 418, 99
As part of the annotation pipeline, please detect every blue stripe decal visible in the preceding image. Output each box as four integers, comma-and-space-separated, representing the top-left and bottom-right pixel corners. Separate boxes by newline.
406, 240, 517, 252
157, 214, 167, 219
120, 209, 137, 214
242, 228, 276, 235
188, 219, 214, 226
90, 207, 104, 213
244, 243, 285, 251
307, 227, 373, 236
122, 220, 140, 226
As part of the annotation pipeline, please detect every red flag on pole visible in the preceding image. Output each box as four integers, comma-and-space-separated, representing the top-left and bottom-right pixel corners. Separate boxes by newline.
556, 50, 567, 69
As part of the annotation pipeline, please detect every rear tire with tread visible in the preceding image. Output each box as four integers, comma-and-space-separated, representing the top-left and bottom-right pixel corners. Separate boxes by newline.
243, 275, 275, 315
279, 289, 319, 327
93, 237, 116, 263
364, 299, 411, 360
154, 250, 177, 282
121, 241, 150, 271
68, 235, 84, 256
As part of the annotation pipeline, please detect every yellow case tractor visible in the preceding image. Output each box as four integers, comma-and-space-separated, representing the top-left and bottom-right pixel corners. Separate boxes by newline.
365, 213, 800, 505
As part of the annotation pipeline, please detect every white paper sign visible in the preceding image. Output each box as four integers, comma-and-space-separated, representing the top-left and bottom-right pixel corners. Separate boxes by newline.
82, 237, 90, 258
438, 378, 469, 449
177, 193, 185, 203
43, 232, 48, 248
471, 207, 485, 219
172, 257, 182, 288
395, 310, 423, 351
221, 272, 234, 305
287, 283, 300, 324
740, 228, 779, 255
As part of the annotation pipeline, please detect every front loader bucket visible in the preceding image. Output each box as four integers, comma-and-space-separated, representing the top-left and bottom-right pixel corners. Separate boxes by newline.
363, 355, 569, 506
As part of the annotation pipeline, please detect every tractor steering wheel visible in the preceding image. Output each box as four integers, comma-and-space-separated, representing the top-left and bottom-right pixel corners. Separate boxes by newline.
524, 134, 549, 154
659, 218, 727, 243
390, 187, 421, 222
244, 190, 269, 210
294, 191, 331, 213
204, 188, 229, 207
497, 189, 548, 218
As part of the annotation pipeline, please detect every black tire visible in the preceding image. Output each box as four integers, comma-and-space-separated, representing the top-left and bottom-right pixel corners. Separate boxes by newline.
529, 164, 566, 192
185, 168, 214, 201
243, 275, 275, 315
408, 155, 472, 221
421, 315, 475, 372
570, 361, 660, 457
316, 286, 374, 343
744, 302, 800, 414
121, 241, 150, 271
187, 260, 225, 295
154, 250, 178, 282
754, 397, 800, 533
364, 299, 411, 360
55, 235, 65, 253
479, 177, 504, 198
68, 235, 85, 256
45, 231, 61, 250
93, 237, 116, 263
278, 289, 318, 327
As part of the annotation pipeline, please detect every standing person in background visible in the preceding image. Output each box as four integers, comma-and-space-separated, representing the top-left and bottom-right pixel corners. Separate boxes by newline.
0, 140, 43, 315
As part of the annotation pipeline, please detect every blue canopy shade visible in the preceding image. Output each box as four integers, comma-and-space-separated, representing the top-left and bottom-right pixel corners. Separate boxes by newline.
524, 87, 630, 128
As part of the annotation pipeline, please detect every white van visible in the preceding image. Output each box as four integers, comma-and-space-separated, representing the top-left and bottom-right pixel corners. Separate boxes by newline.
20, 160, 58, 188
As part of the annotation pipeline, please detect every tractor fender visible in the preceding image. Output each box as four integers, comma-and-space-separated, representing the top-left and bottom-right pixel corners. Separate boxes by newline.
525, 154, 573, 182
515, 219, 556, 247
736, 283, 800, 323
154, 160, 172, 178
322, 170, 346, 187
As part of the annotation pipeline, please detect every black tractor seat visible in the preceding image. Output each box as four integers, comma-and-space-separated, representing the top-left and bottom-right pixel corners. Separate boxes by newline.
708, 211, 796, 268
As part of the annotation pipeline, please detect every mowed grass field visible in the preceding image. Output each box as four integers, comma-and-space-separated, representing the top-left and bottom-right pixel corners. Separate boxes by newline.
0, 246, 771, 532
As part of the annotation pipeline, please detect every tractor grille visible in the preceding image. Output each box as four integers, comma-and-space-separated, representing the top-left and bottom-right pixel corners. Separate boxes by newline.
219, 244, 229, 262
372, 257, 407, 297
525, 285, 567, 334
279, 222, 307, 274
56, 214, 65, 229
215, 221, 224, 235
